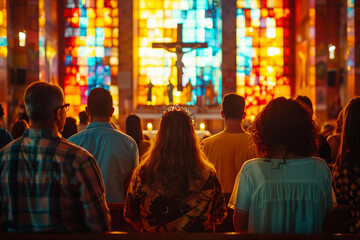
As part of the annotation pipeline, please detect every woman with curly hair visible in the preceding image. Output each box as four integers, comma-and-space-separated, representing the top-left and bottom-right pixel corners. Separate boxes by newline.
124, 106, 227, 232
229, 97, 332, 234
333, 96, 360, 233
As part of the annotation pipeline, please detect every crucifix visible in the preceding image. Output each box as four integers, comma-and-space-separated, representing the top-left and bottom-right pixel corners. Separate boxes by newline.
152, 23, 208, 91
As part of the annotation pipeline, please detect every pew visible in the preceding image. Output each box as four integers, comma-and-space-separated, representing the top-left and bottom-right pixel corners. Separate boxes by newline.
107, 203, 235, 232
0, 232, 360, 240
108, 203, 350, 234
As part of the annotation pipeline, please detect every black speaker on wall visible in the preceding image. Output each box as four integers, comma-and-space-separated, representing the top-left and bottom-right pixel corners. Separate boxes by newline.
327, 70, 336, 87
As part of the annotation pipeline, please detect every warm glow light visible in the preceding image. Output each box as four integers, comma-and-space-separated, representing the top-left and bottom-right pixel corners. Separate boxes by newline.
267, 47, 281, 56
329, 44, 336, 59
136, 0, 222, 105
147, 122, 153, 131
64, 1, 119, 118
0, 10, 3, 25
200, 122, 206, 131
236, 0, 290, 117
19, 31, 26, 47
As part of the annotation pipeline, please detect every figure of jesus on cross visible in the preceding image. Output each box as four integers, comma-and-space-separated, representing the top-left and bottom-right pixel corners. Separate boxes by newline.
152, 23, 208, 91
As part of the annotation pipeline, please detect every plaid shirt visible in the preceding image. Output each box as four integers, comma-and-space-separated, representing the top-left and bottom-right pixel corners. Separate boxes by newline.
333, 163, 360, 233
0, 129, 111, 232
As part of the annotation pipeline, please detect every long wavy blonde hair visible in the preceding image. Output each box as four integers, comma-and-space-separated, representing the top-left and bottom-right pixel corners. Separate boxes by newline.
137, 109, 214, 198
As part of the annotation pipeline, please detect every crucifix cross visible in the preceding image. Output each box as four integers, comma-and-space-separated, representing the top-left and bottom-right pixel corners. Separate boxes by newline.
152, 23, 208, 91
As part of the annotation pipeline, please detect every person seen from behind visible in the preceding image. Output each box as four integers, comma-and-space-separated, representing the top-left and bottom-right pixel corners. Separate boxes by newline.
69, 87, 139, 203
0, 81, 110, 232
201, 93, 256, 195
126, 114, 151, 161
229, 97, 332, 234
333, 96, 360, 233
124, 106, 227, 232
10, 119, 29, 139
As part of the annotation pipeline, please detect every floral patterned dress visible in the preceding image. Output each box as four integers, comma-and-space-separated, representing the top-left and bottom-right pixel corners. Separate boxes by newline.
124, 166, 227, 232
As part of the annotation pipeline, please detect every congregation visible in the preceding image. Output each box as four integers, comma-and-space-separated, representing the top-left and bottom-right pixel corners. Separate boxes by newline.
0, 81, 359, 234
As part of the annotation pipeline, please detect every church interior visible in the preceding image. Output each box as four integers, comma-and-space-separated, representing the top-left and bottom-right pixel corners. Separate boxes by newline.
0, 0, 358, 134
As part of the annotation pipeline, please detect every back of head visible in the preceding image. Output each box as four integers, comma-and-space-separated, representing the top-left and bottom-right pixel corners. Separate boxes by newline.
126, 114, 143, 147
249, 97, 317, 158
338, 96, 360, 167
78, 111, 89, 124
222, 93, 245, 120
140, 106, 211, 198
87, 88, 113, 118
24, 81, 64, 123
61, 117, 78, 139
10, 120, 29, 139
296, 95, 314, 115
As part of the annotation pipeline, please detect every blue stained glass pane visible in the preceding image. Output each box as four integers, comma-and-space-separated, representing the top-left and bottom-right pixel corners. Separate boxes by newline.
172, 10, 182, 20
237, 9, 244, 15
0, 37, 6, 46
251, 9, 260, 19
196, 0, 207, 9
80, 28, 87, 36
80, 18, 88, 28
65, 55, 72, 66
96, 28, 104, 36
96, 57, 103, 64
80, 8, 87, 17
87, 57, 96, 66
86, 37, 95, 45
96, 37, 104, 45
79, 46, 86, 57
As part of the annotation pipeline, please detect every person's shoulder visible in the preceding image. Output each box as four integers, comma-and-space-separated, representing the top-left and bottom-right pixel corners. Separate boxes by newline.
58, 138, 96, 165
201, 131, 224, 145
241, 158, 263, 171
0, 128, 11, 137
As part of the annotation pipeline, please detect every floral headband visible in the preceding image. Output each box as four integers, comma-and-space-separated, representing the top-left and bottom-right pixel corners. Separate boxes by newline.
162, 105, 195, 124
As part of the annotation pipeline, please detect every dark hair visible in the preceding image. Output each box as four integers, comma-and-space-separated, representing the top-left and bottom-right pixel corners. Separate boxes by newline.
10, 119, 29, 139
61, 117, 78, 139
138, 109, 214, 198
222, 93, 245, 119
0, 104, 4, 118
335, 110, 344, 134
87, 88, 113, 118
336, 96, 360, 169
249, 97, 318, 158
296, 95, 314, 115
24, 82, 64, 123
126, 114, 144, 152
78, 111, 88, 124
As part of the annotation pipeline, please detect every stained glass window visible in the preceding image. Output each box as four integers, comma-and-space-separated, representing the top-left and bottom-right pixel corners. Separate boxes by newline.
0, 0, 6, 59
136, 0, 222, 106
64, 0, 119, 117
236, 0, 291, 120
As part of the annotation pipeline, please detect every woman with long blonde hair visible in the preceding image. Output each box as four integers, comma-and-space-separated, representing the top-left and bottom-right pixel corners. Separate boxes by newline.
124, 106, 227, 232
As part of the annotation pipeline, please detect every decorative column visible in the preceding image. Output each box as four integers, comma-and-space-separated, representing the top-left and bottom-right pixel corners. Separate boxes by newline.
118, 0, 134, 128
221, 0, 237, 95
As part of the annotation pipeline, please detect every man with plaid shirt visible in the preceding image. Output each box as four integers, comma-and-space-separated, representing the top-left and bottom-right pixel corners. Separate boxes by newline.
0, 82, 111, 232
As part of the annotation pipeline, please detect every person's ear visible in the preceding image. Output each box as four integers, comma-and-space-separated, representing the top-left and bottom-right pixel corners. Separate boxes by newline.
110, 107, 115, 117
242, 112, 246, 119
220, 110, 225, 119
55, 108, 62, 123
85, 107, 89, 116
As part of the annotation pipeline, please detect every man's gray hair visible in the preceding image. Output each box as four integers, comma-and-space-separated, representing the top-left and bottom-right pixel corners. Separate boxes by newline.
24, 82, 64, 123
